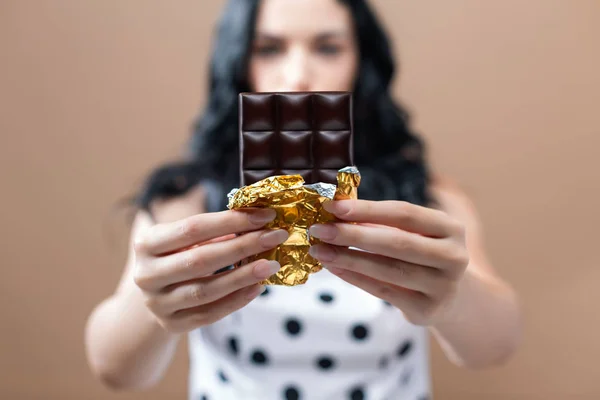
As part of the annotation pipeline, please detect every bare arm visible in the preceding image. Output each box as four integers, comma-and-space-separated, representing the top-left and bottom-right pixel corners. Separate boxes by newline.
85, 186, 288, 390
84, 188, 205, 390
428, 184, 522, 368
307, 181, 522, 369
85, 212, 180, 390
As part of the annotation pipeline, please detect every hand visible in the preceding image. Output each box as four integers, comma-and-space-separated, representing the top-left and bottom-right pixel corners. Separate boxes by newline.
308, 200, 470, 326
132, 209, 288, 333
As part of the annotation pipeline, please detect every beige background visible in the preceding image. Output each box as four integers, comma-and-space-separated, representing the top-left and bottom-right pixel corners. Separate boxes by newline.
1, 0, 599, 399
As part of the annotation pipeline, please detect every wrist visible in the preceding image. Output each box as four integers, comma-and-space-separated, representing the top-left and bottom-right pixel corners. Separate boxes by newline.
114, 289, 181, 342
431, 267, 484, 329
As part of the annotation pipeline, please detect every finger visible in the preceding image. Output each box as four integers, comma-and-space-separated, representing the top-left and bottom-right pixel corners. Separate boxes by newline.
172, 283, 266, 329
143, 228, 288, 289
323, 199, 459, 238
309, 223, 463, 269
157, 259, 281, 313
179, 234, 238, 252
327, 267, 431, 322
198, 233, 237, 246
135, 208, 277, 256
309, 244, 447, 296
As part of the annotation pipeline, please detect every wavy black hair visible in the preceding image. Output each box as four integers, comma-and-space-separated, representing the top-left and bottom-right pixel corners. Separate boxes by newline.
137, 0, 431, 213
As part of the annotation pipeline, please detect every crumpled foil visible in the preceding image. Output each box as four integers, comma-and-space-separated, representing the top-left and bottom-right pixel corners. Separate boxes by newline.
227, 166, 361, 286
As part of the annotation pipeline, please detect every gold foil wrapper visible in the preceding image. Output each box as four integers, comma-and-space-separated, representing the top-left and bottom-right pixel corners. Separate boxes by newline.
227, 166, 361, 286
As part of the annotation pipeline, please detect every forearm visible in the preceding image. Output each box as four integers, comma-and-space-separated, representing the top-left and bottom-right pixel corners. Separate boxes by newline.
85, 288, 180, 390
430, 267, 522, 369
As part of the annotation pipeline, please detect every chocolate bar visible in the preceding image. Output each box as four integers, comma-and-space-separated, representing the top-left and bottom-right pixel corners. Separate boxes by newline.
239, 91, 354, 186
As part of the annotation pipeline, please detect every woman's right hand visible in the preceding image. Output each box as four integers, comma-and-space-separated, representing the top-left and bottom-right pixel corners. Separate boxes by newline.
132, 208, 287, 333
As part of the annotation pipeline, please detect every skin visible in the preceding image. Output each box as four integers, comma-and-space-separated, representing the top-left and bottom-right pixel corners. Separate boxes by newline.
85, 0, 522, 390
248, 0, 358, 92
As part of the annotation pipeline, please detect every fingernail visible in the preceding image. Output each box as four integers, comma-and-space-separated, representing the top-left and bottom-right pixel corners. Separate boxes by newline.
259, 229, 289, 248
247, 208, 277, 225
254, 260, 281, 279
323, 200, 351, 216
246, 285, 265, 300
309, 224, 338, 241
308, 244, 337, 262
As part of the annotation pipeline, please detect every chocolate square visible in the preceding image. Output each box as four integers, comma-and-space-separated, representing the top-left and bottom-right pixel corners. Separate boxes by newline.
280, 131, 313, 169
279, 93, 312, 131
239, 91, 354, 186
240, 93, 275, 131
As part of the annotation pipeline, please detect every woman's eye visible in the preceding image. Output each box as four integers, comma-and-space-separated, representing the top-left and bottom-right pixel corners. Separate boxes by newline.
316, 44, 341, 55
253, 45, 282, 57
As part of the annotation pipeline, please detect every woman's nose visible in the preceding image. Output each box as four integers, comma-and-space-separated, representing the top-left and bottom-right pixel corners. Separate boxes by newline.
281, 50, 310, 92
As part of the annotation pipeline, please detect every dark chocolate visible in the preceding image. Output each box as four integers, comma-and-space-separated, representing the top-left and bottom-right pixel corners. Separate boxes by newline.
239, 92, 354, 186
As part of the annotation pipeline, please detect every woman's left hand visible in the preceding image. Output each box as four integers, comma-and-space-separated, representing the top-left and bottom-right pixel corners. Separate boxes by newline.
308, 199, 470, 326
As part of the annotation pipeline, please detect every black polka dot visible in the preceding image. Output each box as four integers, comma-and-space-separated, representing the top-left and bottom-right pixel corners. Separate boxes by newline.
379, 356, 389, 369
228, 337, 239, 356
417, 395, 430, 400
383, 300, 392, 307
285, 318, 303, 336
351, 324, 369, 341
316, 355, 336, 370
349, 386, 365, 400
251, 349, 269, 365
218, 370, 228, 383
199, 395, 208, 400
284, 385, 301, 400
260, 286, 270, 297
397, 339, 413, 358
319, 292, 334, 303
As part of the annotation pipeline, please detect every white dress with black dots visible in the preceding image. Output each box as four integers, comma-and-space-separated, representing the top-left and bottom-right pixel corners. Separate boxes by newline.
188, 268, 432, 400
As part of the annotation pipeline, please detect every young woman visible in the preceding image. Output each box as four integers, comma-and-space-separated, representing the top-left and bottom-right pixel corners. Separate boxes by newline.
85, 1, 522, 399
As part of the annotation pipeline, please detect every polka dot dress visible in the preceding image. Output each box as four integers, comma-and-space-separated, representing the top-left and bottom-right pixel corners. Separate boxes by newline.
188, 269, 432, 400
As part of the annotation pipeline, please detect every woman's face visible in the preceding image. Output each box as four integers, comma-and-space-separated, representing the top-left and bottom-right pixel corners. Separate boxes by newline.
248, 0, 359, 92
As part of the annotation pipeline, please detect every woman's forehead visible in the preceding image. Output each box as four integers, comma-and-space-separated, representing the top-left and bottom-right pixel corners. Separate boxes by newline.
254, 0, 353, 37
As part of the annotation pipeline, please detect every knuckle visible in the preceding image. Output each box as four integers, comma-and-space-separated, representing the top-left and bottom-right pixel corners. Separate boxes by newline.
376, 284, 396, 299
193, 312, 213, 328
133, 265, 154, 291
342, 253, 358, 270
395, 262, 412, 281
179, 216, 201, 240
394, 201, 412, 221
230, 268, 253, 288
391, 236, 411, 255
447, 246, 470, 269
189, 283, 209, 303
133, 231, 150, 254
345, 225, 363, 246
448, 217, 466, 238
182, 250, 205, 271
343, 200, 359, 217
458, 251, 470, 268
143, 296, 166, 317
143, 295, 158, 310
235, 236, 256, 260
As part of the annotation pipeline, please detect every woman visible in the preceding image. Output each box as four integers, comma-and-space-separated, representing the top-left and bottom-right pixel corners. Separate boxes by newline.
85, 0, 522, 399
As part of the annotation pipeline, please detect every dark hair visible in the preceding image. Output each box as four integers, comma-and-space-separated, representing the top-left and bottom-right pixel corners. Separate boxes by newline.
137, 0, 431, 213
